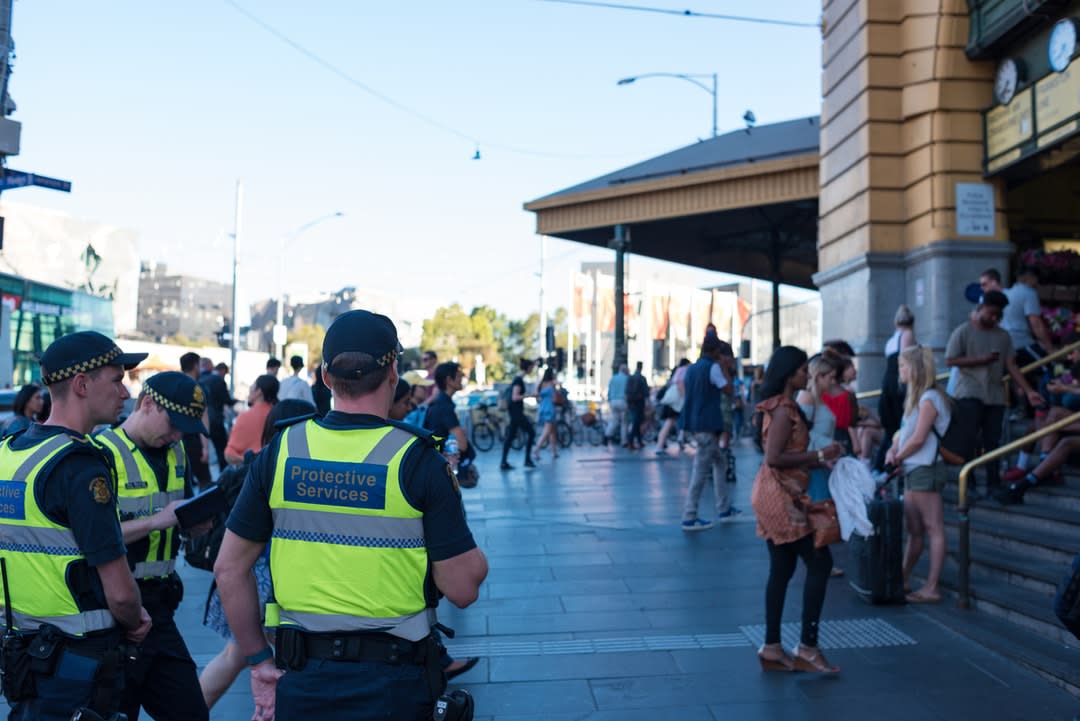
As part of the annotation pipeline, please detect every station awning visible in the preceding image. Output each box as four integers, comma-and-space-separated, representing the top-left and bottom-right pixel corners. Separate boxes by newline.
524, 116, 821, 289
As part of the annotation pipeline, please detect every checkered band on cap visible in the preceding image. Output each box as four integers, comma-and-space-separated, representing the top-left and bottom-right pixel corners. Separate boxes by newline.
42, 347, 123, 385
145, 385, 203, 417
337, 347, 400, 377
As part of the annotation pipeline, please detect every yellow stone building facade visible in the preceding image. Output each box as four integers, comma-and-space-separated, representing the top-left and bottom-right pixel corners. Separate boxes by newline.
816, 0, 1080, 376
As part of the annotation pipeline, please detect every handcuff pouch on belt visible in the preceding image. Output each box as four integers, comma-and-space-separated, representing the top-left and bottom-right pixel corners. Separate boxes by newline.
275, 629, 446, 697
140, 574, 184, 613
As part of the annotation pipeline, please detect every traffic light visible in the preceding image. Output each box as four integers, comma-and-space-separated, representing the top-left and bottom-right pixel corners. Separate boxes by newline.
545, 324, 556, 352
555, 347, 566, 372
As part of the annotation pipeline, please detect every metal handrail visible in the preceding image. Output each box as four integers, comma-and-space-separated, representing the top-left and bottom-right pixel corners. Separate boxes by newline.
955, 409, 1080, 609
855, 339, 1080, 402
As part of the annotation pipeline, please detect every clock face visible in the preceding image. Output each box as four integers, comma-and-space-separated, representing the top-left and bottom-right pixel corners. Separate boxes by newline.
1049, 18, 1078, 73
995, 58, 1019, 105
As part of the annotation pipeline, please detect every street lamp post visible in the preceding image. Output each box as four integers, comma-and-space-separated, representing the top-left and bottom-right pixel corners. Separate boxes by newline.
617, 72, 718, 138
275, 211, 344, 359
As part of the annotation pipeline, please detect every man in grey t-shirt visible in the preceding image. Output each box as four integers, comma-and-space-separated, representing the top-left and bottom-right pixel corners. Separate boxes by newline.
946, 290, 1044, 491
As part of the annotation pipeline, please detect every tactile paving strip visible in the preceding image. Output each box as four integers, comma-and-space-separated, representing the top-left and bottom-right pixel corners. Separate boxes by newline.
447, 619, 915, 658
447, 632, 751, 657
739, 617, 916, 650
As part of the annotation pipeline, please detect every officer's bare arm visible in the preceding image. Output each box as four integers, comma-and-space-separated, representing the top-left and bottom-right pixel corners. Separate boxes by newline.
215, 530, 269, 656
451, 425, 470, 453
96, 555, 144, 629
120, 500, 182, 544
432, 547, 488, 608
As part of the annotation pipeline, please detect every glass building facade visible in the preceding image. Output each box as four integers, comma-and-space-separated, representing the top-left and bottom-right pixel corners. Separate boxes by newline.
1, 273, 113, 385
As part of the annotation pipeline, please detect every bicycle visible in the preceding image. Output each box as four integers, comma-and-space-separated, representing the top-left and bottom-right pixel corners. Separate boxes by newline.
470, 403, 526, 452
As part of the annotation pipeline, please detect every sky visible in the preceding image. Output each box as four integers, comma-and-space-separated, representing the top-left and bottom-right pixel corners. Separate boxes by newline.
7, 0, 824, 321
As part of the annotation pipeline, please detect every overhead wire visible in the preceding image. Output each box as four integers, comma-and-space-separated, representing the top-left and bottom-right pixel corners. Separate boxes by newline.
222, 0, 636, 160
532, 0, 821, 28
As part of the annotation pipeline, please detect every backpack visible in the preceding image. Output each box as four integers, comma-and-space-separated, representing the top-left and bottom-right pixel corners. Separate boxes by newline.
930, 392, 969, 465
183, 462, 249, 571
625, 375, 646, 403
498, 379, 519, 411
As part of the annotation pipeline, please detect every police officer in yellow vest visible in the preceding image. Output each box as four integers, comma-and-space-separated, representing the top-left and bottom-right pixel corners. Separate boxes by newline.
215, 310, 488, 721
0, 331, 152, 721
94, 372, 210, 721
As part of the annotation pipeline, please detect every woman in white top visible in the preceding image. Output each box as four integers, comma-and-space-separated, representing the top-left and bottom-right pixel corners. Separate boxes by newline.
885, 345, 951, 604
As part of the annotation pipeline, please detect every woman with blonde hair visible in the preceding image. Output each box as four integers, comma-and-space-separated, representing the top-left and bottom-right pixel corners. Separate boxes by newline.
885, 345, 951, 603
796, 354, 844, 501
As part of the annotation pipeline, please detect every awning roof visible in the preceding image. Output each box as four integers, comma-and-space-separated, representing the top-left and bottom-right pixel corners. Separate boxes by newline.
524, 116, 821, 288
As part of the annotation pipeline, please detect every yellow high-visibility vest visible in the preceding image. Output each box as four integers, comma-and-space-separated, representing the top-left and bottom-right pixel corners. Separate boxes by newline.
0, 434, 116, 636
266, 421, 431, 640
94, 429, 186, 579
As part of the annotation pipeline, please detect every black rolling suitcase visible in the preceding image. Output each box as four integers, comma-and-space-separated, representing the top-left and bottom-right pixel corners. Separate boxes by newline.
848, 495, 905, 604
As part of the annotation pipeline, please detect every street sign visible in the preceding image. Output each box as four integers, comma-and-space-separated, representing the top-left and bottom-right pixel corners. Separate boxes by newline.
0, 169, 72, 193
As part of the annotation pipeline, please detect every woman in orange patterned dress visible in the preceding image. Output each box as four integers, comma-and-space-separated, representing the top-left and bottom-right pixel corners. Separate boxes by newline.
751, 346, 844, 674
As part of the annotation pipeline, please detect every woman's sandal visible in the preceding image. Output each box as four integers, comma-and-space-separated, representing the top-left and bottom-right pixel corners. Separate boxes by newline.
792, 644, 839, 674
757, 644, 796, 672
905, 590, 942, 604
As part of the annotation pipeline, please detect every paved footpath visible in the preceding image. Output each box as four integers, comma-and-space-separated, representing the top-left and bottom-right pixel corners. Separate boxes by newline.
5, 440, 1079, 720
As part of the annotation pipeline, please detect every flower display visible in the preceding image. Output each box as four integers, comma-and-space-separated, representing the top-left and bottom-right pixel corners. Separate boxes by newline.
1042, 305, 1076, 340
1022, 249, 1080, 284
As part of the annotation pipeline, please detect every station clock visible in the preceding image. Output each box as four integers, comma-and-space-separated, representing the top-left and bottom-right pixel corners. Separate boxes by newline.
1049, 18, 1078, 73
994, 58, 1022, 105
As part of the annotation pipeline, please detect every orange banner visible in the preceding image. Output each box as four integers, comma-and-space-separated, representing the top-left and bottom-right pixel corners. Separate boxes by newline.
650, 294, 670, 340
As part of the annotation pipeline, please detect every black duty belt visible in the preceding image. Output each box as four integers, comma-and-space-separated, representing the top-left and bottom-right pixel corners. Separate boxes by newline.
277, 628, 434, 667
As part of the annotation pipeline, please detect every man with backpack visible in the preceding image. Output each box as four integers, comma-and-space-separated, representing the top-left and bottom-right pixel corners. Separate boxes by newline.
624, 362, 649, 450
500, 358, 536, 470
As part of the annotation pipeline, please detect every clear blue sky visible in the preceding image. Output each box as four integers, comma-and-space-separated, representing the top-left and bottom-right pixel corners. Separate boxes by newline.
9, 0, 823, 319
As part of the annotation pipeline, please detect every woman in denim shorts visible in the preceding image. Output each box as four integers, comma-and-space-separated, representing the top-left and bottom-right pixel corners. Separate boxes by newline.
885, 346, 951, 604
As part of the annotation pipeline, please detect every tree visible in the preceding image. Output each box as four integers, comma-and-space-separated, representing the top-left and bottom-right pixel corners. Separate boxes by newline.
287, 323, 326, 367
420, 304, 503, 382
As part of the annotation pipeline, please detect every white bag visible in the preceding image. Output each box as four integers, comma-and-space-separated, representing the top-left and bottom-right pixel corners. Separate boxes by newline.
659, 383, 684, 413
827, 457, 876, 540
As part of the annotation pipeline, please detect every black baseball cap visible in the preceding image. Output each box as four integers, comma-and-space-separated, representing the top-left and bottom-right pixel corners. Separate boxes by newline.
39, 331, 148, 386
322, 310, 403, 378
143, 371, 208, 435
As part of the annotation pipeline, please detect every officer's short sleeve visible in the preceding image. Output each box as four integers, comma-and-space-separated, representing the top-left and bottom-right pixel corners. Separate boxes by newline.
401, 445, 476, 562
42, 452, 127, 567
224, 440, 277, 543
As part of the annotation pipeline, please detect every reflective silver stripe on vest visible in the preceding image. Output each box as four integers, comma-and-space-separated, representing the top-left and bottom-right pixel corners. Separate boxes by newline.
2, 608, 115, 635
117, 490, 186, 518
271, 508, 423, 543
97, 429, 147, 488
275, 425, 422, 546
286, 425, 415, 466
0, 524, 80, 555
276, 608, 432, 641
9, 435, 74, 481
133, 559, 176, 577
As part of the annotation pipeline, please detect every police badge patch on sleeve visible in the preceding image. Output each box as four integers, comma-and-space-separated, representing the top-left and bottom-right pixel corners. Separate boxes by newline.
89, 477, 112, 504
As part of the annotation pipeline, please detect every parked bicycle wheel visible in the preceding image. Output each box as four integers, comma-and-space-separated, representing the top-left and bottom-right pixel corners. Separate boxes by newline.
472, 422, 496, 452
586, 424, 605, 446
556, 421, 573, 449
572, 418, 587, 446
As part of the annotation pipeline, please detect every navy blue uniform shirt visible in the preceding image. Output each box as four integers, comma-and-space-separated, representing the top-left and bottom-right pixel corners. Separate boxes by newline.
422, 393, 460, 439
227, 411, 475, 563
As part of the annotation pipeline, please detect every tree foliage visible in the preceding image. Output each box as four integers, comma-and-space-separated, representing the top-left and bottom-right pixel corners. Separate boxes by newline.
420, 305, 566, 383
287, 323, 326, 367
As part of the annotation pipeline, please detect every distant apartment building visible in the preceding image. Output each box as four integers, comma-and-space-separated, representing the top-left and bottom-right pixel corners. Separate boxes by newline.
137, 262, 232, 343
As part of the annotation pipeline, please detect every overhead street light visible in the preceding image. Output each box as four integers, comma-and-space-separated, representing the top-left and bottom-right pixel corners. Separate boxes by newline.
275, 211, 345, 359
617, 72, 718, 138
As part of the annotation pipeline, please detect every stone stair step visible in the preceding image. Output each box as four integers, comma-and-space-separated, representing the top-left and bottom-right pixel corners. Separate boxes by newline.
918, 601, 1080, 697
941, 531, 1070, 596
941, 487, 1080, 537
912, 556, 1073, 646
942, 510, 1075, 565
